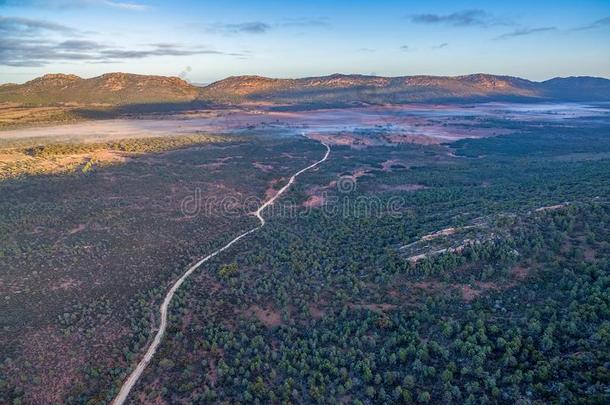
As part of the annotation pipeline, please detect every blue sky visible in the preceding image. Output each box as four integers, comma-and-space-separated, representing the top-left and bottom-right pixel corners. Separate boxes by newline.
0, 0, 609, 83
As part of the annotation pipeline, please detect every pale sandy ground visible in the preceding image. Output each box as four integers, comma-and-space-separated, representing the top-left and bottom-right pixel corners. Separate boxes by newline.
1, 102, 606, 143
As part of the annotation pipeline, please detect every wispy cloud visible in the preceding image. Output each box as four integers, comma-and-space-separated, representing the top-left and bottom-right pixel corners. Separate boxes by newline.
0, 40, 237, 66
204, 18, 331, 35
432, 42, 449, 49
103, 1, 149, 11
57, 39, 105, 50
0, 0, 149, 9
0, 16, 239, 66
399, 45, 412, 52
0, 38, 93, 66
0, 15, 75, 35
280, 17, 331, 28
574, 16, 610, 31
100, 46, 229, 59
208, 21, 272, 34
494, 26, 556, 40
357, 47, 375, 53
408, 9, 509, 28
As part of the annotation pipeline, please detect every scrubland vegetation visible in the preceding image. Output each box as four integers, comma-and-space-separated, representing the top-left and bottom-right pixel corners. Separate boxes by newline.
115, 119, 610, 404
0, 105, 84, 130
0, 134, 322, 404
1, 114, 609, 404
0, 134, 234, 179
22, 134, 232, 157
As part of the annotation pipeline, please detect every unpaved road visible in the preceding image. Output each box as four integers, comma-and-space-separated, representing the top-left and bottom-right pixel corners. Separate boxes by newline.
112, 136, 330, 405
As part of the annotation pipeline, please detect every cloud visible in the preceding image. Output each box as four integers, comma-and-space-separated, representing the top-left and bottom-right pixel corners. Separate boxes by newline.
100, 46, 228, 59
57, 39, 106, 50
0, 13, 247, 67
0, 15, 75, 35
103, 0, 148, 10
280, 17, 331, 28
574, 16, 610, 31
399, 45, 412, 52
409, 9, 507, 27
357, 48, 375, 53
0, 42, 238, 66
209, 21, 272, 34
0, 14, 243, 66
205, 18, 330, 35
432, 42, 449, 49
494, 26, 556, 40
148, 42, 179, 49
0, 38, 97, 66
0, 0, 149, 9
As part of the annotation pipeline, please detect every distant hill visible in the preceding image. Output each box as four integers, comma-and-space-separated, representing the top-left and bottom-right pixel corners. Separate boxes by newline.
199, 73, 539, 104
539, 76, 610, 101
1, 72, 609, 107
0, 73, 199, 106
200, 73, 610, 105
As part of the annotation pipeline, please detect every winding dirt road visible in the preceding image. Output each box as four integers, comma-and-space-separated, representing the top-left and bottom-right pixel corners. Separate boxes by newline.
112, 136, 330, 405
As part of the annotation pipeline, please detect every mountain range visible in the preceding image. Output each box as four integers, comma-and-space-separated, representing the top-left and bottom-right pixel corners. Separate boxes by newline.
1, 72, 609, 108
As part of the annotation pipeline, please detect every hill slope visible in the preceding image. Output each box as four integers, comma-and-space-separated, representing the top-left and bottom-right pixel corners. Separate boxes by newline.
1, 72, 609, 107
199, 73, 541, 104
200, 73, 610, 105
540, 76, 610, 101
0, 73, 199, 106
